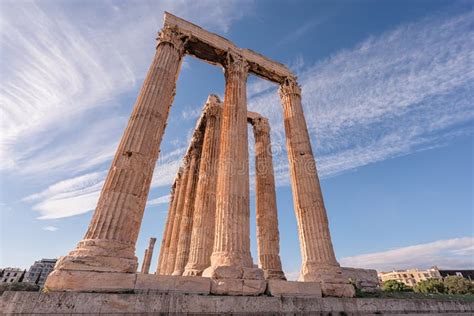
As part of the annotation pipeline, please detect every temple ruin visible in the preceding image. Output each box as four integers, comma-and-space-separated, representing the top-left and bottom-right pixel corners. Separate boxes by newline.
44, 12, 354, 298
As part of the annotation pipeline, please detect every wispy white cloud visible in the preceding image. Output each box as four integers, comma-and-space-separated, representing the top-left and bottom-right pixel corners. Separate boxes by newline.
148, 194, 171, 206
0, 0, 254, 174
249, 11, 474, 184
24, 148, 187, 219
181, 106, 202, 121
2, 1, 253, 219
339, 237, 474, 272
42, 226, 58, 232
13, 7, 474, 221
24, 171, 105, 219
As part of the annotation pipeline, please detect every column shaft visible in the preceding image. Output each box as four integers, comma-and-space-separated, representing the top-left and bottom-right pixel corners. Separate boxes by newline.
252, 117, 286, 280
278, 78, 341, 282
50, 27, 186, 275
141, 237, 156, 274
156, 172, 181, 274
206, 54, 253, 271
172, 145, 202, 275
164, 158, 191, 275
183, 97, 221, 276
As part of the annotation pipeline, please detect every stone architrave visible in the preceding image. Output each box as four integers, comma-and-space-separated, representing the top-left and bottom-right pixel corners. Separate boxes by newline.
172, 142, 202, 276
156, 170, 182, 275
45, 26, 187, 291
183, 96, 222, 276
141, 237, 157, 274
250, 115, 286, 280
278, 78, 354, 297
203, 53, 264, 295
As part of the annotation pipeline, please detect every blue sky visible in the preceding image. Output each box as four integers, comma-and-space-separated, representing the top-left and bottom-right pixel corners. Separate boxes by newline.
0, 0, 472, 279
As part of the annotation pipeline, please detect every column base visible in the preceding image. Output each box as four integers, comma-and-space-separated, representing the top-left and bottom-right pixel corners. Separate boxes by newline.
44, 270, 136, 293
202, 266, 264, 280
202, 265, 266, 295
182, 268, 203, 276
263, 269, 286, 280
171, 269, 183, 276
299, 263, 355, 297
54, 239, 138, 273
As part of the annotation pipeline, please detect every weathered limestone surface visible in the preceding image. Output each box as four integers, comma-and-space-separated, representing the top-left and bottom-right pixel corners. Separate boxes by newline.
203, 53, 263, 286
279, 78, 354, 297
266, 279, 321, 297
46, 12, 359, 299
163, 12, 292, 83
140, 237, 156, 274
183, 96, 222, 276
156, 171, 181, 274
3, 291, 474, 314
172, 143, 202, 275
341, 267, 380, 293
135, 274, 210, 295
164, 157, 191, 275
45, 26, 186, 292
250, 115, 286, 280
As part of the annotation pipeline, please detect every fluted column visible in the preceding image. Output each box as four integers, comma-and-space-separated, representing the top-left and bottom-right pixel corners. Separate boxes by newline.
183, 97, 222, 276
251, 117, 286, 280
172, 143, 202, 275
203, 53, 259, 280
141, 237, 156, 274
278, 78, 351, 295
47, 27, 186, 281
164, 157, 191, 275
156, 170, 182, 274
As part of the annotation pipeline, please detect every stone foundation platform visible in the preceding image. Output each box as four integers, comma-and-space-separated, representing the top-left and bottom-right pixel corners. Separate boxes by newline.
45, 271, 323, 297
2, 291, 473, 314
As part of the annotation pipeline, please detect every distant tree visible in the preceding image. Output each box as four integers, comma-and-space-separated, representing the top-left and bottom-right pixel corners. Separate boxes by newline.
413, 278, 445, 294
382, 280, 410, 292
443, 276, 474, 295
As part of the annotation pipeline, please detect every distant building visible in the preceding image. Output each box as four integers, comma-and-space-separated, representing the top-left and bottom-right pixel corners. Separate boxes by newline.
0, 268, 26, 283
378, 267, 441, 287
25, 259, 57, 287
439, 269, 474, 281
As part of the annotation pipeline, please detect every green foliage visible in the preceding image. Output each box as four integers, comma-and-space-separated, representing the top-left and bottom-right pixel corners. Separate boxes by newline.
382, 280, 410, 292
443, 276, 474, 295
413, 278, 445, 293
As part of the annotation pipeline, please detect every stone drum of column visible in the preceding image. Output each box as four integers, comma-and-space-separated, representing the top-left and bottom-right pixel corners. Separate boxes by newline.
156, 171, 182, 274
278, 77, 354, 297
172, 143, 202, 275
183, 97, 222, 276
141, 237, 157, 274
45, 26, 186, 291
251, 116, 286, 280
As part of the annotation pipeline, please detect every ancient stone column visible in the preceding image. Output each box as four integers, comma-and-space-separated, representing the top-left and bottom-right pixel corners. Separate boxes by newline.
251, 116, 286, 280
156, 171, 182, 275
183, 97, 222, 276
172, 142, 202, 275
278, 77, 354, 297
203, 54, 264, 294
141, 237, 156, 274
45, 27, 186, 291
164, 157, 191, 275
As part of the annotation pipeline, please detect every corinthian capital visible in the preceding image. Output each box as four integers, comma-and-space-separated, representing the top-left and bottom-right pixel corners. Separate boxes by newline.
157, 26, 186, 55
279, 76, 301, 98
252, 117, 270, 135
224, 51, 249, 78
204, 102, 221, 119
